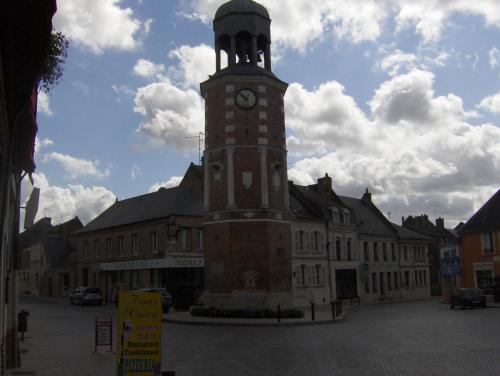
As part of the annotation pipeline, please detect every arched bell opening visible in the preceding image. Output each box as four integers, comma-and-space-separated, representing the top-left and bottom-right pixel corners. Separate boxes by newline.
235, 31, 253, 65
216, 34, 231, 71
257, 34, 270, 70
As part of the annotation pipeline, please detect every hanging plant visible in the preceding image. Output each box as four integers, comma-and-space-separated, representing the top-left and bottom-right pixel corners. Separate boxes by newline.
38, 31, 69, 93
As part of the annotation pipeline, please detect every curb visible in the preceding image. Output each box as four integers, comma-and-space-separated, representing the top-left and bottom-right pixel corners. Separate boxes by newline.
163, 312, 346, 327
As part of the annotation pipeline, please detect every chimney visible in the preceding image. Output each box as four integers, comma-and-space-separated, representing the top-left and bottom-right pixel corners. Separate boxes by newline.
436, 217, 444, 230
317, 173, 332, 195
362, 188, 372, 204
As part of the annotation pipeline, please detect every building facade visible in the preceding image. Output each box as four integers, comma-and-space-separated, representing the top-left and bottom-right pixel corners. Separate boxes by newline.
18, 217, 82, 297
459, 189, 500, 294
74, 164, 204, 309
0, 0, 56, 370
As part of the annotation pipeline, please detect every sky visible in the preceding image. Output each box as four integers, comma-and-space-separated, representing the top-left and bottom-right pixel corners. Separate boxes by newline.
22, 0, 500, 229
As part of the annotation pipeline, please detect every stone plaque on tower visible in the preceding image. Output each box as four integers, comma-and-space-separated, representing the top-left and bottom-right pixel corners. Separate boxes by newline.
200, 0, 293, 310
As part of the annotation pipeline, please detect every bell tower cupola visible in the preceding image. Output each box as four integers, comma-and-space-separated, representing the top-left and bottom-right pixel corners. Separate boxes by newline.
213, 0, 272, 72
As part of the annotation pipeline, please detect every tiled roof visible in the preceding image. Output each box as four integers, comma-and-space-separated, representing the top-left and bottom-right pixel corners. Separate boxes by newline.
77, 186, 203, 234
460, 189, 500, 234
392, 223, 430, 241
339, 196, 397, 237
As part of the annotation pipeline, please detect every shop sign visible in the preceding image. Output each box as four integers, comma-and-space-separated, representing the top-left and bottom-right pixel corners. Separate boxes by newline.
99, 257, 204, 271
95, 315, 112, 352
117, 292, 162, 376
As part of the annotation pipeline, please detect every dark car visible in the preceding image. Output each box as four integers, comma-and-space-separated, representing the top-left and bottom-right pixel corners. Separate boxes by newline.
69, 287, 103, 305
450, 288, 486, 309
137, 288, 173, 313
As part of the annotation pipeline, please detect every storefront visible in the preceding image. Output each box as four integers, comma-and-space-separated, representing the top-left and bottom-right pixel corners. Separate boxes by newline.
97, 257, 204, 306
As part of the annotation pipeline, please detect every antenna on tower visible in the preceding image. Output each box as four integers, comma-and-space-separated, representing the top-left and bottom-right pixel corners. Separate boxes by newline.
184, 132, 205, 164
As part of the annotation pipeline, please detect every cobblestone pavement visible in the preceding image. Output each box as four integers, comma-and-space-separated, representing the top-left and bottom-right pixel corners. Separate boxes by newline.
13, 297, 500, 376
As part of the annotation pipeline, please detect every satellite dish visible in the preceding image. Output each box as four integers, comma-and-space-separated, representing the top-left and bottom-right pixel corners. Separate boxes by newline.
24, 187, 40, 229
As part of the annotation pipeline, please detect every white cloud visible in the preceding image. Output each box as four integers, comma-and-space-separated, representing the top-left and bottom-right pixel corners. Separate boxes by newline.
285, 81, 372, 156
37, 91, 53, 116
21, 173, 116, 226
167, 44, 216, 88
112, 84, 135, 97
34, 137, 54, 157
186, 0, 500, 50
489, 47, 500, 69
378, 50, 418, 76
130, 163, 141, 180
133, 45, 212, 152
54, 0, 144, 54
134, 80, 204, 151
148, 176, 183, 192
43, 152, 111, 180
285, 69, 500, 224
478, 92, 500, 114
133, 59, 165, 78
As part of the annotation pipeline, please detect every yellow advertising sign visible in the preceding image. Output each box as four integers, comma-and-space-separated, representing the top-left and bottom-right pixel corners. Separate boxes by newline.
116, 292, 162, 376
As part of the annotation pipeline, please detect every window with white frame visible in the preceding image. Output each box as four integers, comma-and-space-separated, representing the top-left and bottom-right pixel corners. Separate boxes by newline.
372, 272, 377, 292
335, 238, 341, 260
106, 238, 112, 258
299, 264, 306, 286
346, 239, 352, 260
391, 243, 396, 261
315, 264, 325, 286
331, 208, 339, 222
364, 242, 369, 261
373, 242, 379, 261
343, 210, 350, 224
151, 231, 158, 253
482, 232, 494, 255
132, 233, 139, 256
383, 243, 387, 261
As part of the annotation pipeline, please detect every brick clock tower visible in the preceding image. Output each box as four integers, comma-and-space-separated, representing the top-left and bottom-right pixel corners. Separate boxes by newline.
200, 0, 293, 310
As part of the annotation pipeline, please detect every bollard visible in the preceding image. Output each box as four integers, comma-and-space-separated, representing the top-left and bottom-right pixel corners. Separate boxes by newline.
331, 302, 336, 319
310, 302, 315, 321
277, 304, 281, 323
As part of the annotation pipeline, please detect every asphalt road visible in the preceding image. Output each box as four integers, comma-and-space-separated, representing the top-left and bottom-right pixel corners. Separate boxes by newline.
16, 296, 500, 376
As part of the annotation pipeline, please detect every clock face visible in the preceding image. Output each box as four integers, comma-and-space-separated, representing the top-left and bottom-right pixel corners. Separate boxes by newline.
235, 89, 257, 110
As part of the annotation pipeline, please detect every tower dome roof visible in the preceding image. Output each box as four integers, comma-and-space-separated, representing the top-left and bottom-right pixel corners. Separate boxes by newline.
214, 0, 270, 20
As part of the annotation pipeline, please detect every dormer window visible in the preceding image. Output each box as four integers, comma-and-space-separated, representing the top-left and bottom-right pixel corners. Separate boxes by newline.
331, 208, 339, 222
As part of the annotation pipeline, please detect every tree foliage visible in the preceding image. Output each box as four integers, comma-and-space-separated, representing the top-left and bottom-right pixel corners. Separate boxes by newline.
38, 31, 69, 93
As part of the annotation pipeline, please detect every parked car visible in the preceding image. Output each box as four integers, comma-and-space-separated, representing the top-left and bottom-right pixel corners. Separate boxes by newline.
136, 288, 173, 313
450, 288, 486, 309
69, 287, 103, 305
